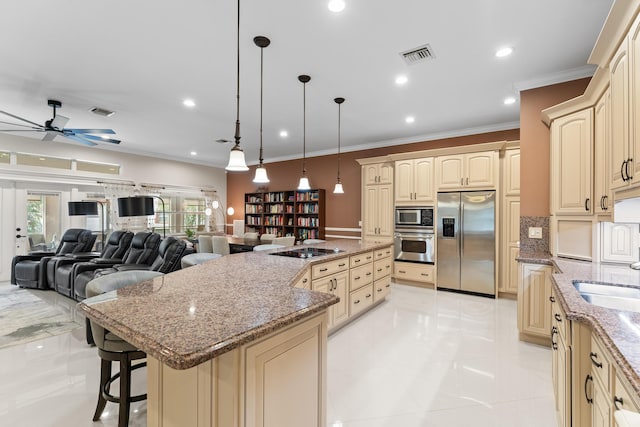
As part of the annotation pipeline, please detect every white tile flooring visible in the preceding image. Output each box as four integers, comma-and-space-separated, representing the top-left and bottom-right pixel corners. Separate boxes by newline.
0, 282, 556, 427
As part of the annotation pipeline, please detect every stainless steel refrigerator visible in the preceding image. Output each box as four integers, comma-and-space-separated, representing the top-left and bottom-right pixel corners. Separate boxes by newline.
436, 191, 495, 296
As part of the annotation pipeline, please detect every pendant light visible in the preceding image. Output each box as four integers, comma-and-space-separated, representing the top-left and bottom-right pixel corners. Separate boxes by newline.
253, 36, 271, 183
333, 97, 345, 194
297, 75, 311, 191
225, 0, 249, 171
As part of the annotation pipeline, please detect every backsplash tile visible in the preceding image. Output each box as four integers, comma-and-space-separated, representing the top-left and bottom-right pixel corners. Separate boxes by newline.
520, 216, 550, 254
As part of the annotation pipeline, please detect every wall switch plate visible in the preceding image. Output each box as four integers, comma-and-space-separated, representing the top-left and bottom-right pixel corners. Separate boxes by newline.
358, 220, 362, 227
528, 227, 543, 239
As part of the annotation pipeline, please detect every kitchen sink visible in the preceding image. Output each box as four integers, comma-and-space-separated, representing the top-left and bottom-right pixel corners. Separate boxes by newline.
572, 281, 640, 313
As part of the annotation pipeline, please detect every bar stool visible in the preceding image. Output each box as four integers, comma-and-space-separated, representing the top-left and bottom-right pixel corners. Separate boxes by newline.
85, 270, 164, 427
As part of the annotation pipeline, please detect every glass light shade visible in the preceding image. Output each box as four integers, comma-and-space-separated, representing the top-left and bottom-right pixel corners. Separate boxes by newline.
205, 207, 212, 216
297, 176, 311, 191
333, 182, 344, 194
253, 165, 270, 183
225, 145, 249, 171
212, 200, 220, 209
227, 207, 235, 216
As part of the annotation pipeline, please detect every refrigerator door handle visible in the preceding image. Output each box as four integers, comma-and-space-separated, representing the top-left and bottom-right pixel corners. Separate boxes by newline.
460, 201, 464, 257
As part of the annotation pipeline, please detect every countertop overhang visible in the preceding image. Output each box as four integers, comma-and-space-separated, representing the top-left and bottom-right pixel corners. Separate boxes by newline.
518, 252, 640, 397
78, 240, 391, 370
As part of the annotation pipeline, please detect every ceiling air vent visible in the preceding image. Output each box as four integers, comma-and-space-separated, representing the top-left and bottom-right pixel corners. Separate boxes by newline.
89, 106, 115, 117
400, 44, 435, 65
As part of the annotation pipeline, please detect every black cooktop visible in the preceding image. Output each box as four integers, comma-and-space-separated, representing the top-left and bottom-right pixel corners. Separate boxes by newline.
269, 247, 343, 259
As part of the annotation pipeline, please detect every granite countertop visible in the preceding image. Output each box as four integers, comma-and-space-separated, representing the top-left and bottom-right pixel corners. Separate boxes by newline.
78, 239, 392, 370
518, 251, 640, 397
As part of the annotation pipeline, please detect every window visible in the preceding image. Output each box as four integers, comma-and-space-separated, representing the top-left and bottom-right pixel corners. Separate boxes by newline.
183, 198, 207, 233
16, 153, 72, 169
76, 160, 120, 175
0, 151, 9, 164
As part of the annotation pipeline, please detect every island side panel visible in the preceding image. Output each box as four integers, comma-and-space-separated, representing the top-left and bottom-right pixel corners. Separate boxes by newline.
147, 312, 327, 427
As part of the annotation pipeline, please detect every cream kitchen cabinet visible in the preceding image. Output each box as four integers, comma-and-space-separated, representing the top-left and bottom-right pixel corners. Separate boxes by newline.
363, 162, 393, 185
551, 287, 571, 427
362, 183, 393, 240
550, 108, 594, 215
312, 258, 349, 330
595, 88, 612, 214
435, 151, 497, 190
600, 222, 640, 264
395, 157, 434, 204
502, 147, 521, 196
517, 262, 552, 344
393, 261, 434, 284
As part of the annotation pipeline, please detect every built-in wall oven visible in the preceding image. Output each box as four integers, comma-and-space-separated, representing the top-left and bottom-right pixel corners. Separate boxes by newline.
394, 206, 435, 264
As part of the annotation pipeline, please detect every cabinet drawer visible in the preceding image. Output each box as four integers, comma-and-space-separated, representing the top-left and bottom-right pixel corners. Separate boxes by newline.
394, 262, 434, 283
312, 257, 349, 279
374, 246, 393, 260
374, 257, 392, 281
373, 276, 391, 303
350, 284, 374, 317
350, 251, 373, 268
550, 290, 569, 343
615, 373, 640, 413
590, 335, 612, 392
293, 270, 311, 289
350, 263, 373, 291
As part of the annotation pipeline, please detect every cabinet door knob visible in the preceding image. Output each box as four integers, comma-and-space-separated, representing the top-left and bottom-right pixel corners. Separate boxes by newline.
585, 375, 593, 404
549, 296, 555, 303
614, 396, 624, 410
554, 313, 562, 322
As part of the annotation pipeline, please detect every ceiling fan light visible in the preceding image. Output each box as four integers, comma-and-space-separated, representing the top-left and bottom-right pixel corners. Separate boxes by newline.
253, 165, 270, 183
333, 182, 344, 194
225, 144, 249, 171
298, 176, 311, 191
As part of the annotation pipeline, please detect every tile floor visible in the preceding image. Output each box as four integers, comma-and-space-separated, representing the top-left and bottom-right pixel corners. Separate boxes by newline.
0, 282, 556, 427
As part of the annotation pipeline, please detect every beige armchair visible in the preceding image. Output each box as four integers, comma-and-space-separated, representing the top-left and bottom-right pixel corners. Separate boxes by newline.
272, 236, 295, 247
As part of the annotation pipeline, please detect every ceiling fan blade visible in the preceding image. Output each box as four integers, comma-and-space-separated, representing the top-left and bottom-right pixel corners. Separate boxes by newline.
50, 114, 69, 130
42, 131, 58, 141
65, 128, 116, 135
0, 119, 42, 130
63, 134, 98, 147
0, 110, 43, 128
0, 129, 44, 132
79, 133, 121, 144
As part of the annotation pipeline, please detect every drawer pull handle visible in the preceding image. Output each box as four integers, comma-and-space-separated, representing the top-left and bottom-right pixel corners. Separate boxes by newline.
354, 299, 360, 304
367, 256, 372, 260
589, 352, 603, 369
614, 396, 624, 410
366, 294, 372, 298
585, 375, 593, 404
354, 276, 361, 280
386, 284, 390, 288
320, 268, 328, 272
549, 296, 555, 303
399, 270, 406, 273
339, 263, 346, 267
354, 259, 360, 262
303, 278, 308, 283
377, 288, 382, 292
551, 326, 558, 350
554, 313, 562, 322
377, 268, 383, 272
421, 273, 429, 276
366, 272, 372, 276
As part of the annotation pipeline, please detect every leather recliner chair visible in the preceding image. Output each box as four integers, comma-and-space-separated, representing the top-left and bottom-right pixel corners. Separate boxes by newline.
94, 237, 188, 277
72, 232, 161, 301
11, 228, 96, 289
51, 230, 134, 298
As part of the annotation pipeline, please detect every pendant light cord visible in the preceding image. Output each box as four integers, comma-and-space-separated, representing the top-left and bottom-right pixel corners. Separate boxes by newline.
234, 0, 241, 146
302, 80, 307, 175
259, 45, 264, 165
337, 102, 341, 180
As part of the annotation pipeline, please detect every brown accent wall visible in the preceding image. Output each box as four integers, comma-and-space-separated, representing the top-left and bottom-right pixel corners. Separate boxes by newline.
519, 78, 591, 216
226, 129, 519, 233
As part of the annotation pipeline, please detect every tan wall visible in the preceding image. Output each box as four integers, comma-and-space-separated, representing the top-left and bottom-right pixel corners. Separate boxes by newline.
519, 78, 591, 216
226, 129, 519, 232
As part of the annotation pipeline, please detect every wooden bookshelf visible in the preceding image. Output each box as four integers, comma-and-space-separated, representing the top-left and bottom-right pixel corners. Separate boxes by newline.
244, 189, 325, 241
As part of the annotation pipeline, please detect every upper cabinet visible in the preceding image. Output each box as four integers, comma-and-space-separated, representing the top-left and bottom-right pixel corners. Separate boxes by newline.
395, 157, 434, 204
435, 151, 497, 190
550, 108, 594, 215
503, 148, 521, 196
594, 88, 612, 214
363, 162, 393, 185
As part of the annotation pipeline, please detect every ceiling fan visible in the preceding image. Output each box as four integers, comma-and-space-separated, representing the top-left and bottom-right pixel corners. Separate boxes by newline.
0, 99, 121, 146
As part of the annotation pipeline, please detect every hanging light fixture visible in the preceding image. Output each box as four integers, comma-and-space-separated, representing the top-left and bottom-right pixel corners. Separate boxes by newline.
253, 35, 271, 183
297, 74, 311, 191
333, 97, 345, 194
225, 0, 249, 171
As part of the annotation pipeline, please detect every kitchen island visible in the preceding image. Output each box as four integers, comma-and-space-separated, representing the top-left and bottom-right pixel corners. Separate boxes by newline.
79, 239, 392, 427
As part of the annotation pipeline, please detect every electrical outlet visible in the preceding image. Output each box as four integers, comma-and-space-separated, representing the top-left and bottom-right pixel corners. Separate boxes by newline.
528, 227, 543, 239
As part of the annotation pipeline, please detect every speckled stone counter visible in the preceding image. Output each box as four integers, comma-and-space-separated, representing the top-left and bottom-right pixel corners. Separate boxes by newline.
78, 239, 391, 370
518, 251, 640, 397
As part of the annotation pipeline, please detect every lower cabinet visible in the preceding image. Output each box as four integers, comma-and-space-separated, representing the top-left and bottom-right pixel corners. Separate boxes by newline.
393, 262, 435, 284
518, 262, 553, 344
312, 270, 349, 330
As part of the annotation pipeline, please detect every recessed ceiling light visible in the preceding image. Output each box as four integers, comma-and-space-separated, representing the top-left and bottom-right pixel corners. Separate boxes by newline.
39, 157, 45, 161
503, 97, 516, 105
183, 99, 196, 108
395, 75, 408, 85
328, 0, 345, 12
495, 47, 513, 58
279, 130, 288, 138
405, 116, 415, 124
190, 151, 197, 156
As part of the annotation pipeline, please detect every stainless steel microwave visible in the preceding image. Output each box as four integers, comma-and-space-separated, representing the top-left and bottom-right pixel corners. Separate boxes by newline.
395, 206, 434, 229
